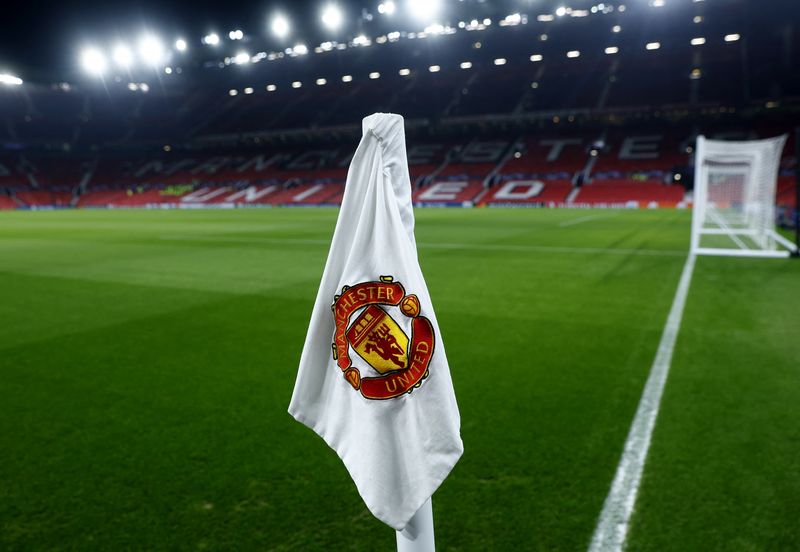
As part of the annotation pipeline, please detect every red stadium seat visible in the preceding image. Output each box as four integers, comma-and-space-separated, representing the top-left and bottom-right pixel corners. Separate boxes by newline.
573, 180, 685, 207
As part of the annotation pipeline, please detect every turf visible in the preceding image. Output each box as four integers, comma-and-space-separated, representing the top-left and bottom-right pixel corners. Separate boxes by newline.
0, 208, 797, 550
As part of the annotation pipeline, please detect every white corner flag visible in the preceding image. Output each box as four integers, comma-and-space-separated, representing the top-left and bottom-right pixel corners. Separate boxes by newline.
289, 113, 463, 535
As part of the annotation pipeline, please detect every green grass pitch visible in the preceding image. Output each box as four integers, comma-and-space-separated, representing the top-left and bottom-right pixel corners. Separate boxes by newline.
1, 208, 798, 550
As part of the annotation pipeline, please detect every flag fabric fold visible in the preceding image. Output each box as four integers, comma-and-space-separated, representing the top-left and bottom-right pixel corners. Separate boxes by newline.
289, 112, 463, 531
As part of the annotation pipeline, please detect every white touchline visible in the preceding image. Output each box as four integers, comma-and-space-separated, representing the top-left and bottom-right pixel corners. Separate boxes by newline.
558, 214, 617, 228
588, 253, 697, 552
159, 235, 686, 257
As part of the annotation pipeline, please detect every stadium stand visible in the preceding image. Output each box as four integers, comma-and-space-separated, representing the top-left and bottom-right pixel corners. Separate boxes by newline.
572, 180, 685, 207
482, 180, 573, 206
0, 0, 797, 213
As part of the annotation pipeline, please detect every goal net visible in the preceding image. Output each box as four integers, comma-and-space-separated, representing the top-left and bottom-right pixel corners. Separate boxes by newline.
691, 135, 797, 258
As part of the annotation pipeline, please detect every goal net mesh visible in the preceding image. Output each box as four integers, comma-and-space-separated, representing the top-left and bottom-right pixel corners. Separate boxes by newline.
692, 135, 790, 256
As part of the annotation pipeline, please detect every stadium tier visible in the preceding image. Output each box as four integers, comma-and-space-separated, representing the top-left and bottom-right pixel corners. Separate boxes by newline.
1, 124, 795, 210
0, 0, 797, 213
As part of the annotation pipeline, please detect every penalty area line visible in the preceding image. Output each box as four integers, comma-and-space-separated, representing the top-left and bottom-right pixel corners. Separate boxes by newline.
588, 253, 697, 552
558, 213, 617, 228
159, 235, 685, 257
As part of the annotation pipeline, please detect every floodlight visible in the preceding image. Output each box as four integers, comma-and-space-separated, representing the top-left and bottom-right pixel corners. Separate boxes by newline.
555, 6, 567, 17
428, 65, 440, 72
459, 61, 472, 69
612, 25, 621, 33
369, 71, 380, 79
724, 33, 740, 42
566, 50, 580, 58
316, 78, 327, 85
271, 14, 290, 38
229, 89, 238, 96
342, 74, 353, 82
175, 39, 187, 52
229, 30, 244, 40
321, 4, 344, 30
378, 1, 396, 15
0, 73, 23, 86
266, 84, 277, 91
234, 51, 250, 64
691, 37, 706, 46
80, 47, 107, 75
113, 45, 133, 68
139, 35, 165, 66
646, 42, 661, 50
203, 33, 220, 46
139, 83, 150, 93
407, 0, 441, 21
293, 44, 308, 55
493, 58, 506, 65
530, 54, 543, 62
604, 46, 619, 54
292, 81, 302, 88
244, 87, 254, 94
399, 68, 411, 75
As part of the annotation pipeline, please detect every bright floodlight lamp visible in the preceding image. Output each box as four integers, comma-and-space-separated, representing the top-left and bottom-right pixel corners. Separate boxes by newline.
271, 14, 290, 38
203, 33, 220, 46
321, 4, 344, 30
407, 0, 441, 20
139, 35, 165, 66
113, 45, 134, 68
0, 73, 23, 86
175, 39, 187, 52
80, 48, 107, 76
378, 1, 396, 15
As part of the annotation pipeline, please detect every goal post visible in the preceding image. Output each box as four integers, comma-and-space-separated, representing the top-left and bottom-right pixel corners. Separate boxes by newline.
795, 126, 800, 257
691, 134, 797, 258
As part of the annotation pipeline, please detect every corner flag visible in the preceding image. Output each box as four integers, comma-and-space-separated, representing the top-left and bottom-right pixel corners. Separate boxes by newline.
289, 113, 463, 531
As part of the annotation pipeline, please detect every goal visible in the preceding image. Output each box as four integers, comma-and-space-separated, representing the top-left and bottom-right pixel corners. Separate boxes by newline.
691, 135, 797, 258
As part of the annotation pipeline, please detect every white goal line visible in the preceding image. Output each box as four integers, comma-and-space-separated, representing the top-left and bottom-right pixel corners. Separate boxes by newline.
588, 253, 696, 552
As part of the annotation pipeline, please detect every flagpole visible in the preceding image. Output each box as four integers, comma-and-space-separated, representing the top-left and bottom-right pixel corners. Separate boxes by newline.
396, 498, 435, 552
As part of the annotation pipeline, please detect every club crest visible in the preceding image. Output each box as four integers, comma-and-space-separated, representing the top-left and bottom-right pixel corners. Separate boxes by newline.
331, 276, 434, 400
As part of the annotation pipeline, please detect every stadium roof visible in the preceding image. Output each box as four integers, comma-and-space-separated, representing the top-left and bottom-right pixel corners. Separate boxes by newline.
3, 0, 797, 85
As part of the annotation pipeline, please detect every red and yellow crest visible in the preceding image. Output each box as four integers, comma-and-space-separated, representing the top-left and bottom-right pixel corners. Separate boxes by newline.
332, 276, 434, 400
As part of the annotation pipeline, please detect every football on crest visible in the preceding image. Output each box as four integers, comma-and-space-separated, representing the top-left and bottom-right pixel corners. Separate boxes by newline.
400, 294, 420, 317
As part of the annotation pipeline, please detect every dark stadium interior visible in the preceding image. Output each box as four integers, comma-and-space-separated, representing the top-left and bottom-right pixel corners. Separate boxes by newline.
0, 0, 798, 210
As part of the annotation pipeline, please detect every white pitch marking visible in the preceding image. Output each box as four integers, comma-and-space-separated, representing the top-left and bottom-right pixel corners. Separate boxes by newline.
558, 213, 617, 228
159, 235, 686, 257
588, 253, 697, 552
